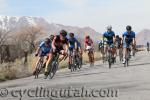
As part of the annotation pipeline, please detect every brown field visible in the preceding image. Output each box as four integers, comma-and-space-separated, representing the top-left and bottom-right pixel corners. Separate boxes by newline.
0, 51, 102, 81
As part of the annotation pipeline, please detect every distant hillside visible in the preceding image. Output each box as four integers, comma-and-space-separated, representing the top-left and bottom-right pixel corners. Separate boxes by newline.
0, 16, 102, 41
136, 29, 150, 45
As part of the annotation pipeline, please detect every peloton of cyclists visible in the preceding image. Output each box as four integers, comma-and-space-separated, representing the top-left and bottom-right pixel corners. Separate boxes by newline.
33, 25, 137, 78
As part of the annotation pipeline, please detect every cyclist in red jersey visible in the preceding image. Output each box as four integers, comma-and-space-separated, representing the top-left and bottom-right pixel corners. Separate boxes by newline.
84, 35, 95, 66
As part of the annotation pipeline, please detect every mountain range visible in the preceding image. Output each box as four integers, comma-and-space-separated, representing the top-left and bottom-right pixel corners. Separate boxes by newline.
0, 16, 101, 41
0, 16, 149, 45
136, 29, 150, 45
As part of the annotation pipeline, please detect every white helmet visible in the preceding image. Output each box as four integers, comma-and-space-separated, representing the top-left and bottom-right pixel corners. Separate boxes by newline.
107, 25, 112, 30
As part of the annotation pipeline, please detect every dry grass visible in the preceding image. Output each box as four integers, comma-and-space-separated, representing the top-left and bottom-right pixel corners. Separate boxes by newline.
0, 51, 102, 81
0, 66, 17, 81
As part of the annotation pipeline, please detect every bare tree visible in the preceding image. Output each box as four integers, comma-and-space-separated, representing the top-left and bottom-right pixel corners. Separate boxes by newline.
0, 29, 13, 63
0, 29, 10, 45
21, 26, 42, 53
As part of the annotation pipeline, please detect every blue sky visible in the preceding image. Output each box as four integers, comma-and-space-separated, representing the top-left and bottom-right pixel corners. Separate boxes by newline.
0, 0, 150, 34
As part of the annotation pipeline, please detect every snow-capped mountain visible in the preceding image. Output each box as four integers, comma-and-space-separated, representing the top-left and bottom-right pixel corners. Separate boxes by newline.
0, 16, 49, 31
0, 16, 101, 40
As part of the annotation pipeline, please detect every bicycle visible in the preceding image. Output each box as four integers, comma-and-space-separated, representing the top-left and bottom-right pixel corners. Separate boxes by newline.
107, 44, 116, 69
124, 46, 131, 67
70, 50, 82, 72
86, 49, 94, 67
119, 48, 123, 62
34, 57, 44, 79
46, 53, 59, 79
107, 47, 113, 69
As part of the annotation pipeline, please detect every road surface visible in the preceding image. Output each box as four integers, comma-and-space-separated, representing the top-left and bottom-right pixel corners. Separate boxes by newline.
0, 51, 150, 100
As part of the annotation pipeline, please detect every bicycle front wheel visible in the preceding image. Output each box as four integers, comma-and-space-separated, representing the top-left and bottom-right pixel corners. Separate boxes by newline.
49, 62, 58, 79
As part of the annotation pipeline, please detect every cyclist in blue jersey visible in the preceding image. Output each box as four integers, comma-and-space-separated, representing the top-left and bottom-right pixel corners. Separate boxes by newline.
122, 25, 136, 64
68, 33, 82, 69
103, 26, 116, 62
33, 38, 51, 75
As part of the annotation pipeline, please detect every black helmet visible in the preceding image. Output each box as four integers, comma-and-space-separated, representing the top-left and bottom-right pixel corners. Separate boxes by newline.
85, 35, 90, 39
126, 25, 132, 31
49, 35, 54, 40
69, 33, 74, 37
116, 35, 119, 38
45, 38, 50, 44
60, 30, 67, 37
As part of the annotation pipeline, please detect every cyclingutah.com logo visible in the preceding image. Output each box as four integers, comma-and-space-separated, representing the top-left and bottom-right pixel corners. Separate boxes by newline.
0, 86, 119, 100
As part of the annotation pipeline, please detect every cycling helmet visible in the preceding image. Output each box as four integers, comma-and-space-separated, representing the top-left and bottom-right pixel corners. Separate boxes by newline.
60, 30, 67, 37
85, 35, 90, 39
44, 38, 50, 44
49, 35, 54, 40
107, 25, 112, 30
116, 35, 119, 38
69, 33, 74, 37
126, 25, 132, 31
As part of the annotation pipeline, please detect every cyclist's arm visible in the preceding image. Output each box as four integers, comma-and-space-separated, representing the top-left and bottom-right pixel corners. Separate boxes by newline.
35, 47, 40, 55
74, 38, 79, 50
113, 33, 116, 43
65, 41, 69, 53
122, 34, 125, 43
35, 42, 44, 55
132, 33, 136, 45
52, 36, 57, 50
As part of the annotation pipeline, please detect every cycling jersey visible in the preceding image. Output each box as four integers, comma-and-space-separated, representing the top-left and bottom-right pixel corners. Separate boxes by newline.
103, 31, 115, 45
116, 37, 122, 48
55, 35, 68, 45
68, 37, 81, 49
52, 35, 68, 53
122, 31, 135, 48
123, 31, 135, 44
85, 39, 93, 46
39, 41, 51, 56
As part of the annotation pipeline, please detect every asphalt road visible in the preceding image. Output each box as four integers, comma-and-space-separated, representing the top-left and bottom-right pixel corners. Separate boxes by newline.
0, 51, 150, 100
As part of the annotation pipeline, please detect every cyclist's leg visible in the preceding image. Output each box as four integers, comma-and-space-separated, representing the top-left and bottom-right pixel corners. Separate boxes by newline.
104, 44, 108, 61
88, 50, 93, 65
91, 49, 95, 63
78, 48, 83, 64
45, 52, 54, 75
112, 47, 117, 63
123, 42, 127, 64
42, 54, 49, 68
68, 49, 73, 68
